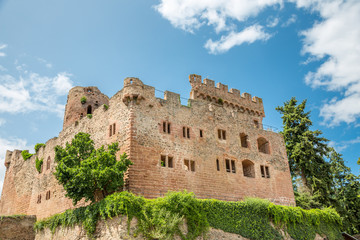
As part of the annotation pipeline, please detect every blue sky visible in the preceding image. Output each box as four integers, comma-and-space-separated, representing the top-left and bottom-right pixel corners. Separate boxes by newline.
0, 0, 359, 193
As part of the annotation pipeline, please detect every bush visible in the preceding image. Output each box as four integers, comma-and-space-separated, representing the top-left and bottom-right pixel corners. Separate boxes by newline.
87, 114, 92, 119
218, 98, 224, 105
21, 150, 33, 161
34, 192, 342, 240
103, 104, 109, 110
34, 143, 45, 153
80, 96, 87, 104
35, 158, 43, 173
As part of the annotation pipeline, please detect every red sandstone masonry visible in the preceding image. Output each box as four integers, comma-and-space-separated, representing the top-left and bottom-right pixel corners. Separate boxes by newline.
0, 74, 295, 220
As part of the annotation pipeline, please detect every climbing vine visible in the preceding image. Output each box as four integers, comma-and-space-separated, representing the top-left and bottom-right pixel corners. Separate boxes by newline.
34, 191, 342, 240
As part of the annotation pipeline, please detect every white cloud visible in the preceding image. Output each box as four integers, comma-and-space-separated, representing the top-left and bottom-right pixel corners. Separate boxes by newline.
0, 44, 7, 57
0, 71, 73, 117
155, 0, 282, 52
37, 58, 53, 69
329, 136, 360, 152
0, 137, 33, 197
267, 16, 280, 27
282, 14, 297, 27
299, 0, 360, 126
204, 25, 272, 54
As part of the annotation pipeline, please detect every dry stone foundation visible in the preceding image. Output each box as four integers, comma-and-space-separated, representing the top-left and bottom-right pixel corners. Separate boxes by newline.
0, 74, 295, 220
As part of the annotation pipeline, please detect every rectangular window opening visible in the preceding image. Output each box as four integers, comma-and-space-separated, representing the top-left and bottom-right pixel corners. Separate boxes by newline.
187, 128, 190, 138
184, 159, 190, 171
109, 125, 112, 137
225, 159, 230, 173
216, 159, 220, 171
261, 165, 265, 178
218, 129, 226, 140
161, 155, 166, 167
231, 160, 236, 173
183, 127, 186, 138
200, 130, 203, 138
265, 166, 270, 178
168, 156, 173, 168
190, 161, 195, 172
167, 123, 171, 134
240, 133, 248, 148
113, 123, 116, 135
222, 130, 226, 140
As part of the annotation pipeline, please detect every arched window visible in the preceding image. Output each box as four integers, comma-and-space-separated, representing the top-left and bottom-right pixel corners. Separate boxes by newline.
87, 105, 92, 114
242, 160, 255, 178
257, 137, 270, 154
46, 157, 51, 170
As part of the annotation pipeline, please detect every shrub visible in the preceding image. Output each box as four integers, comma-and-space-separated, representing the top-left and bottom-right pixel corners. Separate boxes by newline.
80, 96, 87, 104
103, 104, 109, 110
34, 192, 342, 240
34, 143, 46, 153
21, 150, 33, 161
35, 158, 43, 173
218, 98, 224, 105
87, 114, 92, 119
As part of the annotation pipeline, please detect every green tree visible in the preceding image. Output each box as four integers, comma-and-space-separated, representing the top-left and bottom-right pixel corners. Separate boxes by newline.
54, 132, 132, 205
276, 97, 333, 206
329, 149, 360, 234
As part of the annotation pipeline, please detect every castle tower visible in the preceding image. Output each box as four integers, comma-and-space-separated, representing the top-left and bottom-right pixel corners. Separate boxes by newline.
63, 86, 109, 128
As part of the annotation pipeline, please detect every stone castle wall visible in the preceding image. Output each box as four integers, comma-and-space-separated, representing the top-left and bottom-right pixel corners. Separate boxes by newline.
0, 74, 295, 220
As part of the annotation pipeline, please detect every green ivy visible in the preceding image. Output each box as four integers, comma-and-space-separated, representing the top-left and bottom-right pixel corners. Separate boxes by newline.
87, 114, 92, 119
34, 143, 46, 153
80, 96, 87, 104
103, 104, 109, 110
34, 192, 342, 240
35, 157, 43, 173
21, 150, 33, 161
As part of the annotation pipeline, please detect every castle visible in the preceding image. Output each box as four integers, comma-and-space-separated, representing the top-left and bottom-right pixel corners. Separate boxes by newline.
0, 74, 295, 219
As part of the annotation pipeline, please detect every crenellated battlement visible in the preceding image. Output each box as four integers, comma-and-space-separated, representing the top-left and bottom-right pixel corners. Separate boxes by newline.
189, 74, 265, 117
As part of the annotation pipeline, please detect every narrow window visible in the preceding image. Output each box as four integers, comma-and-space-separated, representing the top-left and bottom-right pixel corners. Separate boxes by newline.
109, 125, 112, 137
225, 159, 230, 173
240, 133, 248, 148
216, 159, 220, 171
87, 105, 92, 114
265, 166, 270, 178
162, 122, 171, 134
161, 155, 166, 167
37, 194, 41, 204
46, 157, 50, 170
184, 159, 190, 170
46, 191, 51, 200
167, 123, 171, 134
261, 165, 265, 178
231, 160, 236, 173
113, 123, 116, 135
218, 129, 226, 140
183, 127, 186, 137
190, 161, 195, 172
168, 156, 173, 168
183, 127, 190, 138
187, 128, 190, 138
163, 122, 166, 133
200, 130, 203, 138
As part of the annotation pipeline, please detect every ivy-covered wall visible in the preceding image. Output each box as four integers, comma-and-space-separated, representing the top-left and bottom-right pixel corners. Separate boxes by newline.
34, 191, 342, 240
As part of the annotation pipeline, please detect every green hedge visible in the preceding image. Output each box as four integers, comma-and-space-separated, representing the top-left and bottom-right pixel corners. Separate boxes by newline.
34, 191, 342, 240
